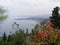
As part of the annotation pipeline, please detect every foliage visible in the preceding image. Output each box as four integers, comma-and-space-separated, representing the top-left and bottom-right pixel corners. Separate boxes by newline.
0, 7, 8, 21
12, 30, 26, 45
7, 35, 12, 41
12, 22, 28, 45
0, 15, 8, 21
50, 6, 60, 29
31, 26, 60, 44
2, 32, 7, 42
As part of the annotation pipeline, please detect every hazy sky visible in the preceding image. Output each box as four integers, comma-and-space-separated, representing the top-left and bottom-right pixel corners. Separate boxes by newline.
0, 0, 60, 17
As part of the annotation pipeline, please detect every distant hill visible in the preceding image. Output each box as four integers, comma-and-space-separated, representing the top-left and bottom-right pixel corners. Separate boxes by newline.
28, 16, 49, 20
16, 14, 51, 21
16, 15, 50, 26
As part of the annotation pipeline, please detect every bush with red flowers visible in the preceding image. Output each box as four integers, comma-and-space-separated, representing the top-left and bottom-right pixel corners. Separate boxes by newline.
31, 23, 60, 45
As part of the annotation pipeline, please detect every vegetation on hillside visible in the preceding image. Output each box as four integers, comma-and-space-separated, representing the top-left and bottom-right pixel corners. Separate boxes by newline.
50, 6, 60, 29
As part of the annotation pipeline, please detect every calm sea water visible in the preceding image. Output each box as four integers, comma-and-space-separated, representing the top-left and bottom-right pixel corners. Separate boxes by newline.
0, 16, 37, 36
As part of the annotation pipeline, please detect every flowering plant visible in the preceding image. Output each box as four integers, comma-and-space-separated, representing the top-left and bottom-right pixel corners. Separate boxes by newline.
32, 21, 60, 44
31, 21, 60, 44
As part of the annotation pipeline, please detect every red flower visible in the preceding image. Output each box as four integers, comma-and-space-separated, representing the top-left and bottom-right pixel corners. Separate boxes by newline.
43, 31, 49, 38
37, 31, 43, 38
46, 20, 51, 26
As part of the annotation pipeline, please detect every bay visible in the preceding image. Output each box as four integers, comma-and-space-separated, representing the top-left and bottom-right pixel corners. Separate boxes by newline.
0, 16, 37, 36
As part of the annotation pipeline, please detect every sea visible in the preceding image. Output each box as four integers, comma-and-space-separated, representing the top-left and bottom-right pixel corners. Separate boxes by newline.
0, 16, 39, 36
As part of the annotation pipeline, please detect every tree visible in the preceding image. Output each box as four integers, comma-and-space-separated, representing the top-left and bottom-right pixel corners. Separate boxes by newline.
3, 32, 7, 42
50, 6, 60, 29
12, 30, 26, 45
0, 6, 8, 21
7, 35, 12, 41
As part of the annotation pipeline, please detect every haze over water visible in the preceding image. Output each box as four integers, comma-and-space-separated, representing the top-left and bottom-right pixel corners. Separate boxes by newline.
0, 16, 37, 36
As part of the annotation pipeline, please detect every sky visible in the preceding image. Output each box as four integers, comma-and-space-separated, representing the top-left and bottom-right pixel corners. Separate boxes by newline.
0, 0, 60, 17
